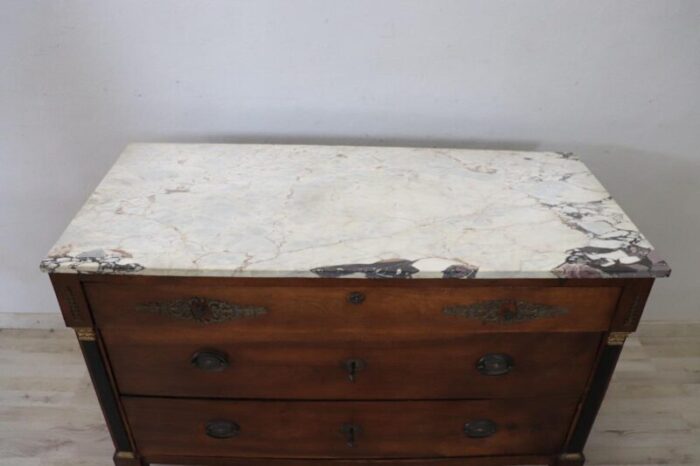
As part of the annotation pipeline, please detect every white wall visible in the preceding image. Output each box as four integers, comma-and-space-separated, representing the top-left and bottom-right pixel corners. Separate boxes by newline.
1, 0, 698, 320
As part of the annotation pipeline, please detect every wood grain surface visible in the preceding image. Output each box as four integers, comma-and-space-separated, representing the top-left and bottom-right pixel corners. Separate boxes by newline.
122, 396, 578, 458
103, 329, 601, 399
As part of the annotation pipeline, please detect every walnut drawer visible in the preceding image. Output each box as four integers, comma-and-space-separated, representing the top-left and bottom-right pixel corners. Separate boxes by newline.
84, 281, 621, 333
104, 329, 600, 399
138, 456, 553, 466
122, 397, 578, 459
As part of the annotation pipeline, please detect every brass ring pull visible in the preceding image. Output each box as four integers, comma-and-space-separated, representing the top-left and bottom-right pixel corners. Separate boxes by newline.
464, 419, 498, 438
205, 420, 240, 439
476, 353, 514, 376
191, 350, 229, 372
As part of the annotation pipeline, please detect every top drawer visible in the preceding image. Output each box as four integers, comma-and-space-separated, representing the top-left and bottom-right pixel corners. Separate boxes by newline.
84, 280, 621, 333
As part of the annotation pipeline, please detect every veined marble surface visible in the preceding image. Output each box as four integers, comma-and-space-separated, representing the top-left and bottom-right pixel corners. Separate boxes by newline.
40, 143, 670, 279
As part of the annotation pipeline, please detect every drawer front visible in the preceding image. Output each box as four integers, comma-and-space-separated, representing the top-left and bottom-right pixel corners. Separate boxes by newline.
123, 397, 578, 458
105, 330, 600, 399
143, 455, 552, 466
85, 281, 620, 332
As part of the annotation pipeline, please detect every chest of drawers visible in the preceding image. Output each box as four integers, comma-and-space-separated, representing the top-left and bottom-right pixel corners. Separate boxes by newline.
42, 144, 670, 466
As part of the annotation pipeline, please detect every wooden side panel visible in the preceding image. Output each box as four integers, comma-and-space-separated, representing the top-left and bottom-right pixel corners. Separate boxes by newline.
49, 273, 93, 327
104, 330, 601, 399
610, 278, 654, 332
123, 397, 578, 459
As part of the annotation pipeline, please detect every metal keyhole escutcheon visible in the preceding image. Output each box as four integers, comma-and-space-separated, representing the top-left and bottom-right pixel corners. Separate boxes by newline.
340, 423, 362, 447
347, 292, 365, 305
343, 358, 366, 382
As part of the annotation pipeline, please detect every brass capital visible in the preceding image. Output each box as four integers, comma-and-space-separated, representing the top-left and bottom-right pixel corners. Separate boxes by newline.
75, 327, 96, 341
607, 332, 630, 346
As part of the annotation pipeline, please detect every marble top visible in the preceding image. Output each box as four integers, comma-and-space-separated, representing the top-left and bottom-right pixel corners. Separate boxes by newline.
41, 143, 670, 279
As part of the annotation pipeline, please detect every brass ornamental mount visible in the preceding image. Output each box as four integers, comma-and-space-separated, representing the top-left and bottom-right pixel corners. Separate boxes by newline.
443, 299, 568, 324
75, 327, 96, 341
607, 332, 630, 346
559, 452, 585, 462
136, 296, 267, 324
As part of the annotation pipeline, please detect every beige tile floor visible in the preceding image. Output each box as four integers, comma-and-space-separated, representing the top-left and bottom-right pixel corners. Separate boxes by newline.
0, 322, 698, 466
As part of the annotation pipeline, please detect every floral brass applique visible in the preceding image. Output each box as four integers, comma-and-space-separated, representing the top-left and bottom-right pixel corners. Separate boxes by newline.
136, 297, 267, 324
443, 299, 567, 324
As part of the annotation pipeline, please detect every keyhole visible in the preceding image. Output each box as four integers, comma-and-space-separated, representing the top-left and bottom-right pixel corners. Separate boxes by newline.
341, 423, 361, 447
348, 360, 358, 382
343, 358, 366, 382
346, 426, 356, 446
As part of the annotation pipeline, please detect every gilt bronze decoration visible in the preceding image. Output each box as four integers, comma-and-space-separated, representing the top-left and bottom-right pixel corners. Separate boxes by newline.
607, 332, 630, 346
136, 297, 267, 324
75, 327, 96, 341
443, 299, 567, 324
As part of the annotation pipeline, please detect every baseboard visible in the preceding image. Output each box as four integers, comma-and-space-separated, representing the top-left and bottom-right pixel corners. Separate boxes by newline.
636, 319, 700, 336
0, 312, 64, 329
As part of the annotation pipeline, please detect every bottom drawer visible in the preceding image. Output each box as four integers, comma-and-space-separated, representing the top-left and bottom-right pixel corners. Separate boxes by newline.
140, 455, 554, 465
123, 397, 578, 459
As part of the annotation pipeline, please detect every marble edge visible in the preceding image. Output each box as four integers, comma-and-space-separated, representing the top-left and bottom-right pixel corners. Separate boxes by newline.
126, 141, 574, 155
40, 255, 671, 280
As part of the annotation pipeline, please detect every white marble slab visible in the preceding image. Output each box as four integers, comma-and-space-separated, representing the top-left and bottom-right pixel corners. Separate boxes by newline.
40, 144, 670, 279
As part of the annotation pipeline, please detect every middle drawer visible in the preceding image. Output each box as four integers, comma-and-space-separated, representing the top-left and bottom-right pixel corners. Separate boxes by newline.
103, 329, 600, 399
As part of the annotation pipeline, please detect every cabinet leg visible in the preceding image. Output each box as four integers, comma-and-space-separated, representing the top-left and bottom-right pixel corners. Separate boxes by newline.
113, 450, 148, 466
556, 452, 585, 466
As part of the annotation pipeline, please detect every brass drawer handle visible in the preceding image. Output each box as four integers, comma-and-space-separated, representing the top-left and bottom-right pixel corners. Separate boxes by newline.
340, 423, 362, 447
464, 419, 498, 438
343, 358, 366, 382
476, 353, 514, 376
191, 350, 229, 372
205, 420, 240, 439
